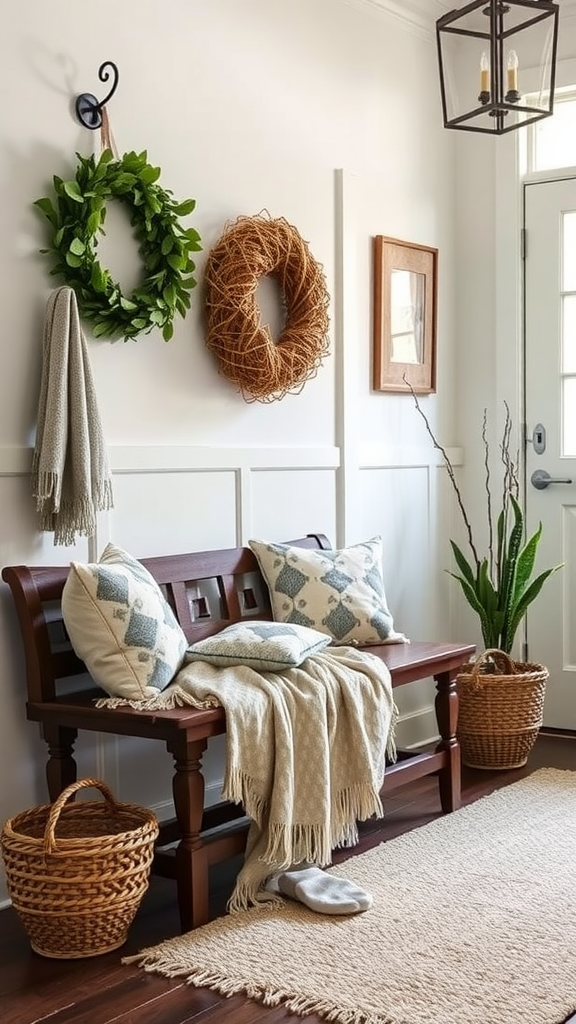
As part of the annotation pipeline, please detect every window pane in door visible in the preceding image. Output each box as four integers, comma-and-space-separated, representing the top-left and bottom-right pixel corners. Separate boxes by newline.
563, 377, 576, 456
564, 212, 576, 291
533, 97, 576, 172
564, 296, 576, 372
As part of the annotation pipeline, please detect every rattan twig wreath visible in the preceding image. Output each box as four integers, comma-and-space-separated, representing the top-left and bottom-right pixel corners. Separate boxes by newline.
204, 213, 330, 403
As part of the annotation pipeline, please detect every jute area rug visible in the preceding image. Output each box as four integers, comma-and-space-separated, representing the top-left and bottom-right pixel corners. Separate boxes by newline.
127, 769, 576, 1024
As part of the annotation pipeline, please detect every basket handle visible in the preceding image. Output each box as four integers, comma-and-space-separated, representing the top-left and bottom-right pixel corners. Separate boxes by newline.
468, 649, 516, 684
44, 778, 119, 855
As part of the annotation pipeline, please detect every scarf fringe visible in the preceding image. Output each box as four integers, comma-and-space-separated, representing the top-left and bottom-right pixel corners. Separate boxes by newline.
31, 467, 57, 501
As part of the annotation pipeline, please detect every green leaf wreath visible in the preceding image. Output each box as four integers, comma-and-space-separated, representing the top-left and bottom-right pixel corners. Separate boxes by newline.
34, 148, 202, 341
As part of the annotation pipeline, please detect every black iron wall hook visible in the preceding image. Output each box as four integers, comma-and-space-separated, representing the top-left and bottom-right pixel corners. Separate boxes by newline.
75, 61, 119, 129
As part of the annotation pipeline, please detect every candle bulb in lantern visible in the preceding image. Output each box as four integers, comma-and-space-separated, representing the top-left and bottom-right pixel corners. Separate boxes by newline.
505, 49, 520, 103
478, 51, 490, 105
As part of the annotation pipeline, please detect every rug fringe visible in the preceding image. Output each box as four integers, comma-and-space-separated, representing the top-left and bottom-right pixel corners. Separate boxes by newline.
122, 953, 395, 1024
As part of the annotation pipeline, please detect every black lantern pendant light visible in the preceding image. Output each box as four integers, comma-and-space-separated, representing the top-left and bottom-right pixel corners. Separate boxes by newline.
436, 0, 559, 134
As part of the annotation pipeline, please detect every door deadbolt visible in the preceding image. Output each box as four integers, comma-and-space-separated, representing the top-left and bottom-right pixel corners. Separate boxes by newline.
530, 423, 546, 455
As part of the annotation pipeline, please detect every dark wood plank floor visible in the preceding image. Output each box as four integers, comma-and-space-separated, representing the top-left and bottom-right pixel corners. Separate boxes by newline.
2, 732, 575, 1024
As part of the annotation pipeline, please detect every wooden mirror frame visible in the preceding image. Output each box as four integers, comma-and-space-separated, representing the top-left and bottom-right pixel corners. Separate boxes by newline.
372, 235, 438, 394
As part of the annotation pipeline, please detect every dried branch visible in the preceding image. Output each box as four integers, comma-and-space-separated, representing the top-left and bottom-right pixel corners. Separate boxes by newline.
404, 376, 481, 571
482, 409, 494, 577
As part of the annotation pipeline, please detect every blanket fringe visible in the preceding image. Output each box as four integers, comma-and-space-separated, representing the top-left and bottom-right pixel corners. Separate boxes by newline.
223, 766, 269, 821
227, 884, 284, 914
334, 782, 383, 844
122, 952, 395, 1024
224, 768, 387, 887
387, 702, 398, 764
94, 685, 219, 711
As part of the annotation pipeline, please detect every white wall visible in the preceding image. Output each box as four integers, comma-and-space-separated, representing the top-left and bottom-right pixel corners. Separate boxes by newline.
0, 0, 460, 905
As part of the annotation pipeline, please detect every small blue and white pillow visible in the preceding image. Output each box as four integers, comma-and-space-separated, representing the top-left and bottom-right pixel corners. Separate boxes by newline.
62, 543, 188, 700
185, 620, 331, 671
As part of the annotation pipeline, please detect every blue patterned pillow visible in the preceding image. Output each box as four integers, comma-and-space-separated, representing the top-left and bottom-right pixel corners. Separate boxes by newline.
249, 536, 408, 647
186, 621, 331, 671
62, 543, 188, 700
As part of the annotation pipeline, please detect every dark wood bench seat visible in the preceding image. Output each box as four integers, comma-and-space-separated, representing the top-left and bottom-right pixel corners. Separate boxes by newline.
2, 534, 475, 932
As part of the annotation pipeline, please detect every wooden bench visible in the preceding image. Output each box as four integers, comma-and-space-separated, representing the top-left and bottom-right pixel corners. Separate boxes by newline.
2, 533, 475, 932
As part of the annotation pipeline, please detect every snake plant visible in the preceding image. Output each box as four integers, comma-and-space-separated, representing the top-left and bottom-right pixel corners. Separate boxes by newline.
448, 492, 561, 653
409, 384, 562, 654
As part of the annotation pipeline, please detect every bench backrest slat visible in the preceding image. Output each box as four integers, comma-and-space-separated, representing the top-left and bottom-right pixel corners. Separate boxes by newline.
1, 534, 332, 705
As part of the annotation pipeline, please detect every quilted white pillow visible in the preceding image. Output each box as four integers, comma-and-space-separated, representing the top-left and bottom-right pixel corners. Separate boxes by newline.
61, 543, 188, 700
249, 536, 408, 647
185, 620, 331, 671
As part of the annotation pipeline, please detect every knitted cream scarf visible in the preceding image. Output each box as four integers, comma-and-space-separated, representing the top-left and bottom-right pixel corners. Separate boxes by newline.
31, 287, 113, 546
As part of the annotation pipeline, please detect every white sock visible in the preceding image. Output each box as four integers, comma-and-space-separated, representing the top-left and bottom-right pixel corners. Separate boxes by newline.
273, 865, 372, 915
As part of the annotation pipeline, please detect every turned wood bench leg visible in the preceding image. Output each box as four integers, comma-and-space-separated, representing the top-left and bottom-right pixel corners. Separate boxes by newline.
167, 733, 209, 933
42, 723, 78, 800
433, 668, 461, 813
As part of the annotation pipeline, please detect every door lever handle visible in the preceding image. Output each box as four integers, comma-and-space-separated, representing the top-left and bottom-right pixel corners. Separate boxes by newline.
530, 469, 573, 490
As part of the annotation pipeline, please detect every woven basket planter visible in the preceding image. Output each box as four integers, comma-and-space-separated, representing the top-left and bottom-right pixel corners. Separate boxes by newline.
0, 778, 159, 959
457, 649, 548, 770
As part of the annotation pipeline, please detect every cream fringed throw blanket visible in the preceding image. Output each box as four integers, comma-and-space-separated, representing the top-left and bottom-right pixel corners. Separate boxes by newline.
101, 646, 397, 912
31, 286, 113, 546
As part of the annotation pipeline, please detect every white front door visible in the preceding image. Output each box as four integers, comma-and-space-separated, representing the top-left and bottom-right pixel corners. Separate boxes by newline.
524, 175, 576, 729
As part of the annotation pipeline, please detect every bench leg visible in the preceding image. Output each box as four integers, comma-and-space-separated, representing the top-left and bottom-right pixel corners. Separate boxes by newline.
42, 724, 78, 801
433, 669, 461, 813
167, 734, 209, 933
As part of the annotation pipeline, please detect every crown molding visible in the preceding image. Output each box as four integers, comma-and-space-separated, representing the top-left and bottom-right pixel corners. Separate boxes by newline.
339, 0, 576, 41
338, 0, 454, 39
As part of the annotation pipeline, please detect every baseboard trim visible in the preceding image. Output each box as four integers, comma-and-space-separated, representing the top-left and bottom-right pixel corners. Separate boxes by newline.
539, 726, 576, 741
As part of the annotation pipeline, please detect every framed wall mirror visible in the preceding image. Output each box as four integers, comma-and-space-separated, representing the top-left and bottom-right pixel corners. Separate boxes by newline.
373, 235, 438, 394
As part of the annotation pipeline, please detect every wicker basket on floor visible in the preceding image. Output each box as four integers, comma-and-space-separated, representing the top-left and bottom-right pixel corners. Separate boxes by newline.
0, 778, 159, 959
457, 649, 548, 770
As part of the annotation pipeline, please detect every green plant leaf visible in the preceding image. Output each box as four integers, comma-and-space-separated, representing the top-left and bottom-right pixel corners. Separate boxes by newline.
167, 253, 186, 270
92, 321, 112, 337
477, 559, 499, 623
33, 197, 58, 226
511, 524, 542, 601
62, 180, 85, 203
447, 571, 493, 644
450, 541, 476, 586
502, 563, 563, 652
139, 164, 161, 184
173, 199, 196, 216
